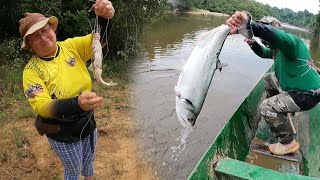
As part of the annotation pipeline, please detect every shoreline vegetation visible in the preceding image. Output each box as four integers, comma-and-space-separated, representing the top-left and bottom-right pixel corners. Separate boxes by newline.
174, 9, 230, 17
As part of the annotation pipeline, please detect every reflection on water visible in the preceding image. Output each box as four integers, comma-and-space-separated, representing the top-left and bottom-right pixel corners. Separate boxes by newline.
141, 14, 227, 71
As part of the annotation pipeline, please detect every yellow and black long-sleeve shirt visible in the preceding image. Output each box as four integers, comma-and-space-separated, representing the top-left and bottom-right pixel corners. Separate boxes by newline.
23, 34, 93, 119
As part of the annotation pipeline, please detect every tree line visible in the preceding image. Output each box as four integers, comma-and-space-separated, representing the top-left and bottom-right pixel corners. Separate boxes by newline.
171, 0, 320, 33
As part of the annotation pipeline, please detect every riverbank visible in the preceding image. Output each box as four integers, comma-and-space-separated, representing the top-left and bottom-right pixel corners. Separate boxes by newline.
0, 78, 155, 179
174, 9, 230, 17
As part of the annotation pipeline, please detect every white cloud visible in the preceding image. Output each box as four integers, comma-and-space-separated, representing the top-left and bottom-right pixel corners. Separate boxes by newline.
255, 0, 319, 14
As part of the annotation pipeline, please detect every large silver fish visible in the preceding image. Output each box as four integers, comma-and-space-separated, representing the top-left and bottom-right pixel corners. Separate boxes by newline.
174, 24, 230, 129
174, 13, 253, 129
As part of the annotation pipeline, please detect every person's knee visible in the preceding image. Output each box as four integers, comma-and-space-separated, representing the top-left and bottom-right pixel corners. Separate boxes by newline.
64, 159, 82, 177
260, 99, 277, 118
263, 73, 273, 81
82, 162, 94, 177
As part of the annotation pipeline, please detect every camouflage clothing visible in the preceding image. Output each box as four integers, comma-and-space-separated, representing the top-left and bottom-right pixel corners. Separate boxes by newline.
249, 21, 320, 145
261, 73, 319, 144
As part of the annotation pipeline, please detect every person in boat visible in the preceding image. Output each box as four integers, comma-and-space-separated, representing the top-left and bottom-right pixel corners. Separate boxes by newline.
226, 11, 320, 156
20, 0, 114, 179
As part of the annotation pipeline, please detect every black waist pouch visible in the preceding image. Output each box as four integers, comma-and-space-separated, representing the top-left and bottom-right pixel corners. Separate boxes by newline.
34, 115, 61, 136
34, 111, 96, 143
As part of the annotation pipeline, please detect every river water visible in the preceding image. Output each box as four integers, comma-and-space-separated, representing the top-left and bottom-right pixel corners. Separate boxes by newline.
130, 13, 318, 179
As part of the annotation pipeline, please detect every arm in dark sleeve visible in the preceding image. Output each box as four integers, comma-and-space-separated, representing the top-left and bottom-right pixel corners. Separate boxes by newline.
250, 21, 297, 59
249, 41, 272, 59
50, 96, 86, 121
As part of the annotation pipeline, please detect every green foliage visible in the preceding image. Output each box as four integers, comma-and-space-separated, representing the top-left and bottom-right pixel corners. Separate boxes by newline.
313, 1, 320, 34
58, 10, 92, 39
272, 7, 314, 28
173, 0, 316, 29
0, 38, 31, 66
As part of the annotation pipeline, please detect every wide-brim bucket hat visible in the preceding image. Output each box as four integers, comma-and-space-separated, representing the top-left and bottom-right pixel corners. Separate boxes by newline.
258, 16, 282, 29
19, 13, 58, 49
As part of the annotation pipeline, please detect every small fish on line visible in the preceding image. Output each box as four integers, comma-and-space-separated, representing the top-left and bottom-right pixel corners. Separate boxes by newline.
91, 16, 117, 86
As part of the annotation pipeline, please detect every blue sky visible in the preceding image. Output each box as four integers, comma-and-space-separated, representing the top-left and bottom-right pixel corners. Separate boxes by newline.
255, 0, 319, 14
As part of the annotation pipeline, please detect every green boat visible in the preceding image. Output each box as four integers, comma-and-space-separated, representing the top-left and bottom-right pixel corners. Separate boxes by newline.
188, 67, 320, 180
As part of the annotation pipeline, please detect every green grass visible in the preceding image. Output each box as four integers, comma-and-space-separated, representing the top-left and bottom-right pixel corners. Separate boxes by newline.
114, 96, 123, 103
16, 104, 36, 119
0, 153, 9, 163
104, 103, 111, 113
12, 127, 26, 148
104, 57, 133, 84
52, 173, 62, 180
0, 65, 30, 122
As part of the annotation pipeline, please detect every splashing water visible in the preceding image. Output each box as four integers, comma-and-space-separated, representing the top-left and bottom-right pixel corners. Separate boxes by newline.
170, 127, 192, 161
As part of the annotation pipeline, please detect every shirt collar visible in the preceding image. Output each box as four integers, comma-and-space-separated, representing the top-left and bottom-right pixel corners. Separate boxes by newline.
39, 45, 60, 61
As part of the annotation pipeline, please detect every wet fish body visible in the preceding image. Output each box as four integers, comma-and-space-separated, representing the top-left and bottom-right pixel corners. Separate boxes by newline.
174, 24, 231, 129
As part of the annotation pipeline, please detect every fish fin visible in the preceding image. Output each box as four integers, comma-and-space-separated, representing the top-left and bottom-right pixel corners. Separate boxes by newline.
217, 61, 228, 71
174, 86, 181, 98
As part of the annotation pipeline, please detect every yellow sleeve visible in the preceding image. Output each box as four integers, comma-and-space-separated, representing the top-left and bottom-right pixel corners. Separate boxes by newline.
23, 68, 55, 118
63, 33, 93, 63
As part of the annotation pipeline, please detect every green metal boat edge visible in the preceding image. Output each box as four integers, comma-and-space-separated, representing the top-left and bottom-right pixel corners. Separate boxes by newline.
188, 65, 320, 179
188, 70, 266, 180
214, 158, 318, 180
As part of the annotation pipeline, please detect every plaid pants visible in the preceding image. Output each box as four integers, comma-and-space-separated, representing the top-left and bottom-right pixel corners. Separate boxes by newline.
47, 128, 98, 180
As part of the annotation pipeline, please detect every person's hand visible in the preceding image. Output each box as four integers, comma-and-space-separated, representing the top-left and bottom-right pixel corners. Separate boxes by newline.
244, 38, 256, 45
225, 11, 246, 34
78, 92, 105, 111
92, 0, 115, 19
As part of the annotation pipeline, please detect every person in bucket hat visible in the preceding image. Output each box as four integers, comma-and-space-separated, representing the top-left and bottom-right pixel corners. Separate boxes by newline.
21, 1, 115, 180
226, 11, 320, 156
19, 13, 58, 50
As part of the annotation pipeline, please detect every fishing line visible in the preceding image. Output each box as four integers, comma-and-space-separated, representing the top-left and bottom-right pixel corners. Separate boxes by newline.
102, 18, 110, 60
79, 110, 94, 169
92, 14, 110, 61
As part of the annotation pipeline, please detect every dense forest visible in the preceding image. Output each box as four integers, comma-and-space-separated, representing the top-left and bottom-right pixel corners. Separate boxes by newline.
0, 0, 167, 66
170, 0, 320, 32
